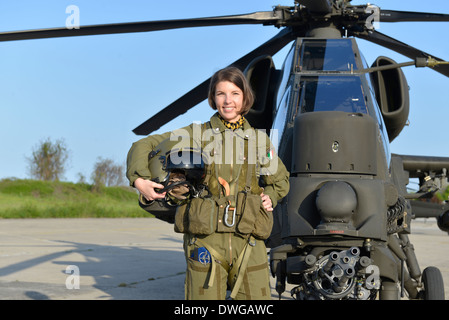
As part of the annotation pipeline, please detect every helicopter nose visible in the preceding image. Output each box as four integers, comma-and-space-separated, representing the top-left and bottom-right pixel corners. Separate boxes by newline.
316, 181, 357, 223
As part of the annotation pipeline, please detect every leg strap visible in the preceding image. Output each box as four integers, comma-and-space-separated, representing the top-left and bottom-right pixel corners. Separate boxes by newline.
229, 235, 256, 299
194, 237, 229, 289
193, 235, 256, 299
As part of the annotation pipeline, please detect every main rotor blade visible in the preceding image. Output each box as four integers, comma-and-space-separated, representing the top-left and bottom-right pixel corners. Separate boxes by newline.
380, 9, 449, 22
0, 11, 280, 42
355, 30, 449, 78
132, 27, 296, 135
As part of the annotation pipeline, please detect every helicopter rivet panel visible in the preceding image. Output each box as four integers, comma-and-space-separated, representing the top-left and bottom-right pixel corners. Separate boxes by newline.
291, 111, 377, 175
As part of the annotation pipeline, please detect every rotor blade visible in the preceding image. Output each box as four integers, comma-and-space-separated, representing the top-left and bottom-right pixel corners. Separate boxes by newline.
0, 11, 280, 42
380, 9, 449, 22
132, 27, 296, 135
355, 30, 449, 78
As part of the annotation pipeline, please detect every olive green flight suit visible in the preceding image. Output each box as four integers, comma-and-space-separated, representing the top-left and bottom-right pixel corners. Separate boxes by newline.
126, 112, 290, 300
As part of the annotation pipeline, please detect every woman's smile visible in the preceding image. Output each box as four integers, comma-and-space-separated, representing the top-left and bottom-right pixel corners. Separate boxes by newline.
214, 81, 243, 123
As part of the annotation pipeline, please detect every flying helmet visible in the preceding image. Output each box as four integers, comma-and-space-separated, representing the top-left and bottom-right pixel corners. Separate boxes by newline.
147, 135, 207, 203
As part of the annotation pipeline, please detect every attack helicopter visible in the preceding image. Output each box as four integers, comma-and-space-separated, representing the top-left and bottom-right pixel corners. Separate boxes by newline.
131, 0, 449, 300
3, 0, 449, 300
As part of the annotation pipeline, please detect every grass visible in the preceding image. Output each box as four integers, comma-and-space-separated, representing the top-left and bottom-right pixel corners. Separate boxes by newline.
0, 178, 153, 219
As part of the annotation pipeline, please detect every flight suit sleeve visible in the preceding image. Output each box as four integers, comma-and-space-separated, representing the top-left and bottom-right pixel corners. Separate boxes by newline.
126, 132, 171, 186
258, 135, 290, 209
126, 124, 195, 187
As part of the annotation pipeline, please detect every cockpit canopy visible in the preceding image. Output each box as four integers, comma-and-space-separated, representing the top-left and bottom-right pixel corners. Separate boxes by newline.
298, 76, 368, 114
299, 39, 357, 72
271, 38, 392, 165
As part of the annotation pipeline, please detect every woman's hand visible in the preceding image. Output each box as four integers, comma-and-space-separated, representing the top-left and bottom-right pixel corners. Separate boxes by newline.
260, 192, 273, 212
134, 178, 166, 201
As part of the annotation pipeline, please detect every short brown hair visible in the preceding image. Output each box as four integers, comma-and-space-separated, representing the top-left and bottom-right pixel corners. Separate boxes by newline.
208, 66, 255, 116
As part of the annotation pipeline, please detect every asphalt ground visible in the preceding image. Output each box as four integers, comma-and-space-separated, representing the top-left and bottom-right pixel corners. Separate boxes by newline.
0, 217, 448, 300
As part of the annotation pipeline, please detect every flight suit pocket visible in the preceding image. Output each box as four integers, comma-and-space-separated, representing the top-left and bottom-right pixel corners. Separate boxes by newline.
236, 192, 258, 235
236, 192, 273, 240
253, 205, 273, 240
188, 197, 217, 235
174, 202, 189, 233
174, 197, 217, 235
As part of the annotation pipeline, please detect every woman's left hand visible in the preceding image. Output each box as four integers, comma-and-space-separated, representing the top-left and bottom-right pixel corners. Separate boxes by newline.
260, 192, 273, 212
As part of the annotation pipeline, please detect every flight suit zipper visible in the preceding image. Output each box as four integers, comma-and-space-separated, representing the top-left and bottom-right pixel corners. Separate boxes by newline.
229, 232, 233, 265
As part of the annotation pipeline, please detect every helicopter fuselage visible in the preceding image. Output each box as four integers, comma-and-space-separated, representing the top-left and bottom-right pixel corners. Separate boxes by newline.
267, 37, 414, 300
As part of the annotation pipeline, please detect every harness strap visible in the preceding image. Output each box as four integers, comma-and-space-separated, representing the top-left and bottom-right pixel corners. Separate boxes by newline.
200, 121, 212, 188
193, 237, 229, 289
194, 235, 256, 299
229, 235, 256, 299
244, 133, 257, 192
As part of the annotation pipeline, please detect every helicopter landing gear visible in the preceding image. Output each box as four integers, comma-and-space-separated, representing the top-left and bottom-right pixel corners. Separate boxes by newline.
419, 266, 445, 300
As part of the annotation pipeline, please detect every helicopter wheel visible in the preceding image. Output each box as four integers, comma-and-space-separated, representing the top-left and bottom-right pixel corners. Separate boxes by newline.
420, 267, 445, 300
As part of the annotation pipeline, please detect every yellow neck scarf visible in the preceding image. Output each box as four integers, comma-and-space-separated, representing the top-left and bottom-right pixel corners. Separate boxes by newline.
218, 114, 245, 131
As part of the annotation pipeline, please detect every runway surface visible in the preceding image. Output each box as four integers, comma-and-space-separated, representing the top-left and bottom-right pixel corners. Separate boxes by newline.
0, 217, 447, 300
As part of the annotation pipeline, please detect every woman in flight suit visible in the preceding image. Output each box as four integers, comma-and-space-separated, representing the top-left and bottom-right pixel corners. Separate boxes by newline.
126, 67, 289, 300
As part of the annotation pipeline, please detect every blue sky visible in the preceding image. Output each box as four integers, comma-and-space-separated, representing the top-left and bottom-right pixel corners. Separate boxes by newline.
0, 0, 448, 183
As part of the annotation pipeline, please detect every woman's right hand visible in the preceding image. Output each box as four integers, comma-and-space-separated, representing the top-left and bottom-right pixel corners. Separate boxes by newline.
134, 178, 166, 201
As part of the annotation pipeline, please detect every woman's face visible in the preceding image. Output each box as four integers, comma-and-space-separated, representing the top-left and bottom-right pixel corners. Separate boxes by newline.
214, 81, 244, 123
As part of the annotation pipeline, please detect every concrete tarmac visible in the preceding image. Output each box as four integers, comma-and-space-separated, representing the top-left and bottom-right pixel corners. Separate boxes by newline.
0, 217, 448, 300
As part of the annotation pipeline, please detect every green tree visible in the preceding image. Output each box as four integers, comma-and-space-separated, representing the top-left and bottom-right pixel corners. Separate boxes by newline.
91, 157, 125, 187
27, 137, 70, 181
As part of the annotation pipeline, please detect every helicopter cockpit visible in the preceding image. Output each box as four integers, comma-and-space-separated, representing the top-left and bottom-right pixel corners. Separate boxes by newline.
271, 37, 390, 166
294, 38, 374, 116
300, 38, 357, 71
297, 76, 368, 114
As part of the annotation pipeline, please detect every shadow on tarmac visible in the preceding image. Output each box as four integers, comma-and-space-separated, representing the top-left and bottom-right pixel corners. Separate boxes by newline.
0, 235, 186, 300
1, 218, 448, 300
